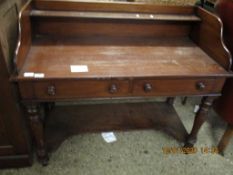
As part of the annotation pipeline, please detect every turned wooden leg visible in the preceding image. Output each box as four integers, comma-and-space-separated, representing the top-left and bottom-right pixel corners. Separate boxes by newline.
44, 102, 55, 117
182, 97, 188, 105
184, 96, 215, 147
218, 124, 233, 156
25, 103, 49, 166
166, 97, 175, 105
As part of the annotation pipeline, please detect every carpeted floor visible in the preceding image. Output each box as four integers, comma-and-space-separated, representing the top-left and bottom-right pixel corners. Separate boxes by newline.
0, 97, 232, 175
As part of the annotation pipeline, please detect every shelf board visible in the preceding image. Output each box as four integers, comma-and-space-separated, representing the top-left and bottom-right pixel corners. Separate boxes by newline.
30, 10, 201, 22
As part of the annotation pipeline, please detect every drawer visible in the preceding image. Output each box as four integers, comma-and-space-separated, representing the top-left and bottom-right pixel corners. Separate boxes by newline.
18, 78, 225, 99
20, 79, 130, 99
132, 78, 225, 96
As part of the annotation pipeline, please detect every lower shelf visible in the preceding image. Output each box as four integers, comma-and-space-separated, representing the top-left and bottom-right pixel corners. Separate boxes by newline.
45, 102, 188, 152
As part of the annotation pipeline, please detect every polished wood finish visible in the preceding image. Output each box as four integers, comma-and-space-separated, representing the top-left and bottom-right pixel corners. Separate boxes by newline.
190, 7, 232, 70
14, 0, 32, 74
32, 18, 192, 38
12, 1, 232, 165
33, 0, 196, 14
31, 10, 201, 22
28, 80, 130, 99
214, 0, 233, 155
0, 0, 32, 168
132, 78, 225, 96
216, 0, 233, 57
16, 37, 229, 79
18, 78, 225, 100
215, 80, 233, 124
215, 0, 233, 124
25, 103, 48, 166
185, 96, 215, 147
217, 124, 233, 155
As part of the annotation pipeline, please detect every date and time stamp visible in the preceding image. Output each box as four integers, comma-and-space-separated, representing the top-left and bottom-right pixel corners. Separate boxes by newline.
162, 146, 219, 154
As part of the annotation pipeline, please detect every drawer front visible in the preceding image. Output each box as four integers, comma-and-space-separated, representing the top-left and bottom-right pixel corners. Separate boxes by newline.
33, 80, 130, 99
133, 78, 225, 96
18, 78, 225, 99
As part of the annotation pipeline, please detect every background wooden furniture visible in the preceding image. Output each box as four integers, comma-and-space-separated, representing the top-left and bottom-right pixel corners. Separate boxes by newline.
13, 0, 232, 165
0, 0, 31, 168
214, 0, 233, 155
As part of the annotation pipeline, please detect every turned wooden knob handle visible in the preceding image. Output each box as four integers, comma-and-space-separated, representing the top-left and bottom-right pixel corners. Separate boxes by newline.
196, 82, 206, 91
47, 85, 56, 96
144, 83, 152, 92
109, 84, 118, 94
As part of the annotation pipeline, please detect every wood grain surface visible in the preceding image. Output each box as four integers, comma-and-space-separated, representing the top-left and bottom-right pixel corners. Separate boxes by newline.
17, 37, 228, 79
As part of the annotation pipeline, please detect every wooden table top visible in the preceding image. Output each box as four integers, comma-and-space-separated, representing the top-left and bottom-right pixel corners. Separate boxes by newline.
19, 36, 229, 79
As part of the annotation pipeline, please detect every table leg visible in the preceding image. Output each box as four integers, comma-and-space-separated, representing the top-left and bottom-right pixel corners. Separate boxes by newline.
44, 102, 55, 116
218, 124, 233, 156
181, 97, 188, 105
25, 103, 49, 166
166, 97, 175, 105
184, 96, 215, 147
